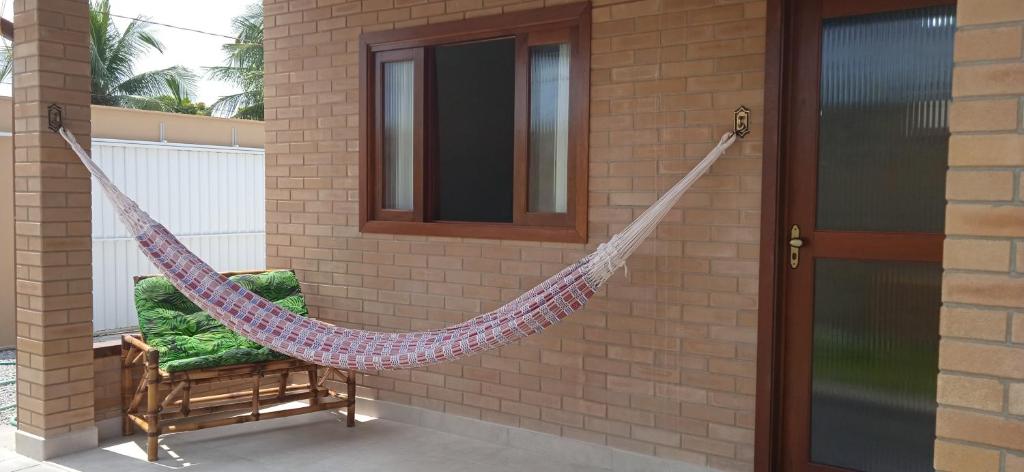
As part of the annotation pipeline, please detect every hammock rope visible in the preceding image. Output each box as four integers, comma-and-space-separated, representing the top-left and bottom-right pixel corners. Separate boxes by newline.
58, 127, 737, 371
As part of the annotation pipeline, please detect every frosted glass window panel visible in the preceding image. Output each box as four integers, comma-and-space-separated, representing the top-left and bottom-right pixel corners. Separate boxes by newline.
382, 60, 414, 211
528, 43, 570, 214
810, 259, 942, 472
816, 6, 955, 233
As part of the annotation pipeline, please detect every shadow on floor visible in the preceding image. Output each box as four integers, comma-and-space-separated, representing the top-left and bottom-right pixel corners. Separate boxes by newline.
3, 410, 611, 472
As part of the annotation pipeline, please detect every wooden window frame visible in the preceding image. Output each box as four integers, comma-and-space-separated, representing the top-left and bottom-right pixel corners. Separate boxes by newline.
372, 48, 424, 223
358, 3, 591, 243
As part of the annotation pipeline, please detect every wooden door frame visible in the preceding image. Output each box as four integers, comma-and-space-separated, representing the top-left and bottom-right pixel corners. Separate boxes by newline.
753, 1, 956, 470
753, 0, 789, 469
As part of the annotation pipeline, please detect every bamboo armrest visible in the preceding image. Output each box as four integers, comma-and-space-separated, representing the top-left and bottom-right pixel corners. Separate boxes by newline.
123, 333, 154, 353
123, 334, 161, 369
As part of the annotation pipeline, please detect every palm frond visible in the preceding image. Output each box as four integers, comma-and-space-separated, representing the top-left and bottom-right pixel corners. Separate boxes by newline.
208, 3, 264, 120
114, 66, 197, 104
233, 102, 264, 121
89, 0, 200, 113
0, 42, 12, 85
209, 89, 262, 118
100, 94, 166, 111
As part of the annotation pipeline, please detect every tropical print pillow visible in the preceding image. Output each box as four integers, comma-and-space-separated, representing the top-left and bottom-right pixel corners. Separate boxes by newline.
134, 270, 308, 372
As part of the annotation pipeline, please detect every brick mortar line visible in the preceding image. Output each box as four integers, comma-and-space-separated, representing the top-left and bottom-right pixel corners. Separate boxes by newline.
1009, 310, 1020, 346
938, 329, 1022, 348
949, 264, 1024, 277
1012, 239, 1021, 273
1019, 97, 1024, 131
946, 199, 1024, 207
952, 94, 1024, 102
943, 235, 1024, 243
934, 437, 1015, 472
953, 54, 1024, 66
956, 21, 1024, 32
944, 300, 1024, 312
949, 128, 1024, 135
948, 167, 1024, 173
1016, 169, 1023, 203
1003, 369, 1011, 417
939, 367, 1023, 385
948, 197, 1021, 206
938, 402, 1024, 422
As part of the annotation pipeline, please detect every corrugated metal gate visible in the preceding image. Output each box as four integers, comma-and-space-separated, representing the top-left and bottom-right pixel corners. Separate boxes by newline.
90, 139, 266, 333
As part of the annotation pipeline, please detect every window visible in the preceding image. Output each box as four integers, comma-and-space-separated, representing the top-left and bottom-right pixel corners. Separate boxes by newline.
359, 3, 591, 243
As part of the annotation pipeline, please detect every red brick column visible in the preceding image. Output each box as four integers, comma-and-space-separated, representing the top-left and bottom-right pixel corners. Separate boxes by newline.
935, 1, 1024, 471
12, 0, 97, 460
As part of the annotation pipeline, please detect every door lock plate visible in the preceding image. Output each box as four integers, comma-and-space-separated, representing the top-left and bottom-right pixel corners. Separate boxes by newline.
789, 225, 802, 269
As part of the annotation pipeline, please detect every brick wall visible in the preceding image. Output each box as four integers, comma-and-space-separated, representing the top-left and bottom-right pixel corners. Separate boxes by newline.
935, 1, 1024, 471
92, 352, 122, 422
264, 0, 764, 469
12, 0, 96, 441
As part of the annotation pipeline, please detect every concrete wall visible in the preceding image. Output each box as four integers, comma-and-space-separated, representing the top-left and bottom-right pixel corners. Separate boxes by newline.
934, 1, 1024, 471
0, 95, 264, 145
263, 0, 764, 469
90, 106, 264, 148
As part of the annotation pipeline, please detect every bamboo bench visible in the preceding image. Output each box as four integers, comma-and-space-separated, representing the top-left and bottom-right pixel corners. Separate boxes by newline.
121, 270, 355, 461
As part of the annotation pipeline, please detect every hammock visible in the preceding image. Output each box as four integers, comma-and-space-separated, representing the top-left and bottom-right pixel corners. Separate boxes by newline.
59, 127, 737, 371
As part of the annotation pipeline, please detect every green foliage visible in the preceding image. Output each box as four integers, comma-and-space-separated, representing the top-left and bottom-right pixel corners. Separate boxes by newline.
155, 97, 212, 115
208, 3, 264, 120
155, 76, 212, 115
134, 270, 307, 372
90, 0, 199, 112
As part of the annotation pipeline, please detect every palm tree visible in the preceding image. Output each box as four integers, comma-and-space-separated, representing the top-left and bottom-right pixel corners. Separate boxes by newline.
208, 3, 263, 120
90, 0, 198, 110
155, 76, 211, 115
0, 41, 11, 86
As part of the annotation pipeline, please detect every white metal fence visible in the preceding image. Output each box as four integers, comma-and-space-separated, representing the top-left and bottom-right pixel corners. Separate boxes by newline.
91, 139, 266, 333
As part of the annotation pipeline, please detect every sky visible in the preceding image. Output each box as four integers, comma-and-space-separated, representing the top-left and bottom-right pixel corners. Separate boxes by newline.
0, 0, 256, 105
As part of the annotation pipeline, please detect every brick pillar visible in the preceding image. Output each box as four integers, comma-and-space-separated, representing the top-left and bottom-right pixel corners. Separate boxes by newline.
11, 0, 97, 460
934, 1, 1024, 471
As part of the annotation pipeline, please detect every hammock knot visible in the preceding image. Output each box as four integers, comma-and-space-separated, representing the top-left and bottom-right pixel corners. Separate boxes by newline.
588, 234, 628, 284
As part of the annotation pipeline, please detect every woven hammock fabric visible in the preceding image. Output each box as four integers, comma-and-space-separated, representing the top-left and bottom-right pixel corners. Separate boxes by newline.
59, 127, 736, 371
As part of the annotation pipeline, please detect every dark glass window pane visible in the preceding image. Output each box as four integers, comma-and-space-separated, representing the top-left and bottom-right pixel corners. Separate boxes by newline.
816, 6, 955, 233
811, 259, 942, 472
434, 38, 516, 222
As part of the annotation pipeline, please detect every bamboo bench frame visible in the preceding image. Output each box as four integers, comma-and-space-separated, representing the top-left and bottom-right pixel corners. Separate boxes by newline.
122, 271, 356, 462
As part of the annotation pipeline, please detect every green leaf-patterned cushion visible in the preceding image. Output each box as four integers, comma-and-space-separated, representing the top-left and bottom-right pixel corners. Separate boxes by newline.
134, 270, 307, 372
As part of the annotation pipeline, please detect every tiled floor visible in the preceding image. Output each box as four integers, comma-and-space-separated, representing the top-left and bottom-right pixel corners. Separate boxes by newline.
0, 411, 611, 472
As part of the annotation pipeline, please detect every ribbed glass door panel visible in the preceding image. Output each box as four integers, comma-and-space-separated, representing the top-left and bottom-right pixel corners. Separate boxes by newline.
810, 259, 942, 472
816, 6, 955, 233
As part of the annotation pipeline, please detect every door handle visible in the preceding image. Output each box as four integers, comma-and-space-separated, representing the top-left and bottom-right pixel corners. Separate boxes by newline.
789, 225, 803, 269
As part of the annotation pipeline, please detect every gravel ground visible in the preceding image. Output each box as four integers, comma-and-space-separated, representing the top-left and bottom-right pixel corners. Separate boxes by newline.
0, 349, 15, 426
